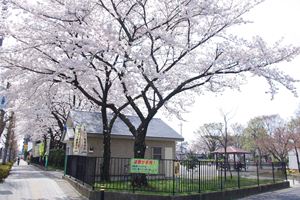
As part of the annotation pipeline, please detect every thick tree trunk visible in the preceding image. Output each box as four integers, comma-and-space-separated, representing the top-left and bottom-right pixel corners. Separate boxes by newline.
8, 143, 13, 162
0, 110, 6, 138
132, 130, 148, 187
2, 145, 8, 165
100, 107, 111, 181
295, 147, 300, 173
101, 130, 111, 181
2, 112, 13, 164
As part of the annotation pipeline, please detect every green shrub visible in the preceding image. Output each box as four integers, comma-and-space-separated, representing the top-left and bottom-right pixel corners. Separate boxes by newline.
182, 153, 199, 169
48, 149, 65, 170
0, 163, 13, 182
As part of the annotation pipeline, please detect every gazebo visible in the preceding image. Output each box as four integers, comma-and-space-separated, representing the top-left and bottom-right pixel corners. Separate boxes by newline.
212, 146, 251, 171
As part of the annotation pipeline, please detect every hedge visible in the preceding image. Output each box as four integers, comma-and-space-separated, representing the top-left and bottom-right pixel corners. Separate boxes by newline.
48, 149, 65, 170
0, 162, 13, 182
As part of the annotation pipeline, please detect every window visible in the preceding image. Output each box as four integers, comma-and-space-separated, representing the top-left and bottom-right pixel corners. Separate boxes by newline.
89, 146, 94, 153
152, 147, 162, 160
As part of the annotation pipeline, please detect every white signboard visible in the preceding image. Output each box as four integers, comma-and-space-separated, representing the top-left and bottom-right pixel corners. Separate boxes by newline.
73, 124, 88, 155
73, 126, 80, 154
79, 125, 87, 154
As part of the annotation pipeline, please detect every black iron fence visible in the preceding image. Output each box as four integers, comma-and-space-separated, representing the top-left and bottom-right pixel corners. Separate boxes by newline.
65, 155, 287, 195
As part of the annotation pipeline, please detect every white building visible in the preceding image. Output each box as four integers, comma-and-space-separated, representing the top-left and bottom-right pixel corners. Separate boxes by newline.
288, 149, 300, 170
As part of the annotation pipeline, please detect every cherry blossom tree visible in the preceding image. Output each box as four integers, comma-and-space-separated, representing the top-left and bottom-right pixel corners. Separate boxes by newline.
1, 0, 300, 185
287, 117, 300, 172
244, 115, 291, 163
255, 115, 290, 162
258, 126, 291, 162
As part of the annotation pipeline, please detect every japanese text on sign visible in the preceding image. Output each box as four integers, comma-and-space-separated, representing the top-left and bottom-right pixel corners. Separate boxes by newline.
130, 159, 159, 174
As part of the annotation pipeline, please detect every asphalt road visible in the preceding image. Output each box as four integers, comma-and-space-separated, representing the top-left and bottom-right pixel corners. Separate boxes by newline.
0, 159, 87, 200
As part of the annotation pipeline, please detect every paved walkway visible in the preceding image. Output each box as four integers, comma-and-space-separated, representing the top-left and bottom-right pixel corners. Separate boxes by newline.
0, 159, 87, 200
238, 181, 300, 200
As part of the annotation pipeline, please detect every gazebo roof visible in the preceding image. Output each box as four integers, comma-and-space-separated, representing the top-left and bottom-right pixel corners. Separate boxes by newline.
212, 146, 250, 154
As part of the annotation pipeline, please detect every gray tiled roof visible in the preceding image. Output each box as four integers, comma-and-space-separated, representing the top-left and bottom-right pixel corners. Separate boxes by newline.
68, 110, 184, 141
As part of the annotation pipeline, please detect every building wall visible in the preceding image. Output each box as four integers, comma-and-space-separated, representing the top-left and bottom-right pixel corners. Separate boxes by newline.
85, 136, 176, 159
289, 149, 300, 170
65, 136, 177, 177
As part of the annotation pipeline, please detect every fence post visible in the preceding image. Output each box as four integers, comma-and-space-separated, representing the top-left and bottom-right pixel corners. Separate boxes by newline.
237, 167, 240, 189
256, 162, 259, 186
83, 156, 87, 185
93, 157, 97, 190
173, 160, 175, 195
220, 165, 223, 191
272, 162, 275, 184
198, 161, 201, 193
64, 154, 68, 176
132, 173, 135, 194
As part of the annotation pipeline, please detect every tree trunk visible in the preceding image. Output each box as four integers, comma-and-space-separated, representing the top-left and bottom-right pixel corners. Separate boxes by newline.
224, 116, 228, 181
2, 146, 8, 165
8, 142, 12, 162
101, 130, 111, 181
100, 107, 111, 181
294, 147, 300, 173
0, 110, 6, 138
2, 112, 14, 164
132, 130, 148, 187
258, 148, 263, 169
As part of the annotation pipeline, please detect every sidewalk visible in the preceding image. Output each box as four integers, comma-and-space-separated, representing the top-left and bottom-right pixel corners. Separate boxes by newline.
0, 159, 87, 200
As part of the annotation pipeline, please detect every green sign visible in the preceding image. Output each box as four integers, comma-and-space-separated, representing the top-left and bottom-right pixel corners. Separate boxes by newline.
39, 142, 45, 156
130, 159, 159, 174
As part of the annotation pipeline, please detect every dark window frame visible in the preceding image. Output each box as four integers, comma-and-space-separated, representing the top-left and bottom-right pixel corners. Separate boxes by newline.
152, 147, 162, 160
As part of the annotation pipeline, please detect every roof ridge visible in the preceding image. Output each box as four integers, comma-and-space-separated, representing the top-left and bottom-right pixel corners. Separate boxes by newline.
70, 109, 162, 120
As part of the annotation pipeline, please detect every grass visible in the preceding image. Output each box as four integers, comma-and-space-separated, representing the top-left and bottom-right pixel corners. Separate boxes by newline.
94, 176, 280, 195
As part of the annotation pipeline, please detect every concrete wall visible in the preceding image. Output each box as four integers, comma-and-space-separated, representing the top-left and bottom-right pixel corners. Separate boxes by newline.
92, 182, 290, 200
63, 176, 290, 200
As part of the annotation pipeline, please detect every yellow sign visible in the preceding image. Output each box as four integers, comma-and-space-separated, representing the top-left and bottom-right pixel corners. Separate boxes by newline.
174, 161, 180, 176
